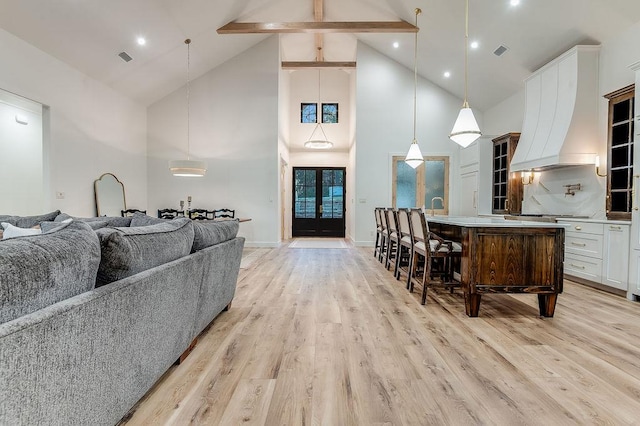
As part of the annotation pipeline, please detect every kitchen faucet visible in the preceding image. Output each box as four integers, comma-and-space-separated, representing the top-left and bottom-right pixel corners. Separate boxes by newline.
430, 197, 444, 216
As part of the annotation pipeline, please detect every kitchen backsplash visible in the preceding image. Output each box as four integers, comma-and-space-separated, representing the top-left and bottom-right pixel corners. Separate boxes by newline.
521, 165, 606, 218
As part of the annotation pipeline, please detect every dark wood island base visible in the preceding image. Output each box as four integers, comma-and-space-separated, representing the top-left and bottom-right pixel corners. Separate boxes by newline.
428, 216, 565, 317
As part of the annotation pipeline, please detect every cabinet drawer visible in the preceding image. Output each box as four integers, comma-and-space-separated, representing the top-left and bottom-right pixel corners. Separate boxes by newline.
564, 233, 603, 258
558, 221, 604, 235
565, 254, 602, 282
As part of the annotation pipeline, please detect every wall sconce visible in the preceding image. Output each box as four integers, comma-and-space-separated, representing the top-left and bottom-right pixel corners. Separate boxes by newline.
522, 170, 534, 185
595, 155, 607, 177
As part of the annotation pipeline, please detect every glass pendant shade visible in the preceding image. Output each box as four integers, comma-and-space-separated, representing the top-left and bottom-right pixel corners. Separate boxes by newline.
405, 140, 424, 169
449, 106, 481, 148
169, 159, 207, 177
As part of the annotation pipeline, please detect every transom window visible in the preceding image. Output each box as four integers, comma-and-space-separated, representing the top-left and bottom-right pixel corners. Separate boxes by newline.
322, 103, 338, 123
301, 103, 317, 123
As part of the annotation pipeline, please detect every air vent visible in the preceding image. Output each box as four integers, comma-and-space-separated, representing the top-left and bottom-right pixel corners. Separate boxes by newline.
493, 45, 509, 57
118, 51, 133, 62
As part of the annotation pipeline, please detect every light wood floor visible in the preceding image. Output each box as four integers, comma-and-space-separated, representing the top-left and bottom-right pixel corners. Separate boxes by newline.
122, 244, 640, 425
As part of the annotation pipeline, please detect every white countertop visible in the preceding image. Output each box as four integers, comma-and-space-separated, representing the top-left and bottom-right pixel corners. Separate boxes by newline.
426, 216, 566, 228
553, 217, 630, 225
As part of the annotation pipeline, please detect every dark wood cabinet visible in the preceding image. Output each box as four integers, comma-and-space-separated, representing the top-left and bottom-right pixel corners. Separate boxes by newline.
492, 133, 523, 214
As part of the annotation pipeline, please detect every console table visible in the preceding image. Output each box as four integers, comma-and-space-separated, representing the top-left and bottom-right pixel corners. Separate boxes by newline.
426, 216, 565, 317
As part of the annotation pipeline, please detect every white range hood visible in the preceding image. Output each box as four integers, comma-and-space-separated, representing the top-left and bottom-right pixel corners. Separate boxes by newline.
510, 46, 600, 172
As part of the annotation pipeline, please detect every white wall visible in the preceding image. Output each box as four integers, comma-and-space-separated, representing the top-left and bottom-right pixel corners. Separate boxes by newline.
354, 42, 464, 245
147, 37, 280, 247
0, 28, 147, 216
288, 69, 351, 152
0, 89, 43, 215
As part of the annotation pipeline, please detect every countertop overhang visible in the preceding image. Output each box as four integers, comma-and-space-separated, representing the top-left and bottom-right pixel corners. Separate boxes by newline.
426, 216, 566, 228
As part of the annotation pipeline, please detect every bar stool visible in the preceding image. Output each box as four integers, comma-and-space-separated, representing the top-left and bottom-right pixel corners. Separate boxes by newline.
384, 208, 400, 272
374, 207, 386, 262
409, 208, 461, 305
395, 208, 414, 285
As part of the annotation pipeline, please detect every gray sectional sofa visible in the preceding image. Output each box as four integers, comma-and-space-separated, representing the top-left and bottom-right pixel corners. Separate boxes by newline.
0, 211, 245, 425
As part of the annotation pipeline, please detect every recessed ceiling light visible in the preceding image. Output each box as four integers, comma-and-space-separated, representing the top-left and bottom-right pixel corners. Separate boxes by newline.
510, 0, 520, 6
137, 37, 146, 46
444, 71, 451, 78
393, 41, 399, 49
470, 41, 479, 49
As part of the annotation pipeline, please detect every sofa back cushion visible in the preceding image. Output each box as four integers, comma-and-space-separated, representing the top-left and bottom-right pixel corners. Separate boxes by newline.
0, 220, 100, 323
95, 218, 194, 287
55, 213, 132, 227
191, 220, 240, 252
130, 213, 239, 252
0, 210, 61, 228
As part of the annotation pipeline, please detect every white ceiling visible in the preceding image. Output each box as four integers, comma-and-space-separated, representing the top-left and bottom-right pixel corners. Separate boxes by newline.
1, 0, 639, 110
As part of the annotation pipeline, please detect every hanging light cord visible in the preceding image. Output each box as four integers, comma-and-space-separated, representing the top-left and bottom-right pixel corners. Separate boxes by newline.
413, 8, 420, 142
185, 38, 191, 160
463, 0, 469, 108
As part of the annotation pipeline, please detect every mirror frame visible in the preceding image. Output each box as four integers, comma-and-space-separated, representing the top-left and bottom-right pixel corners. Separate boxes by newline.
94, 173, 126, 217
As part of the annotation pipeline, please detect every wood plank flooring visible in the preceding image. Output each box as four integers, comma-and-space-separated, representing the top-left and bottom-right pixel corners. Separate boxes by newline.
121, 244, 640, 425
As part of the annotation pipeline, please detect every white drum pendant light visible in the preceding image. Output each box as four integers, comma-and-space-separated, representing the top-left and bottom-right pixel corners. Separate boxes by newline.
404, 8, 423, 169
170, 38, 207, 177
449, 0, 482, 148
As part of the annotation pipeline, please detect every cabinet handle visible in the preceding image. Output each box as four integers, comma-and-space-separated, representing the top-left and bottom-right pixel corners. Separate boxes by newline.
634, 175, 640, 211
569, 263, 586, 270
609, 225, 622, 231
570, 242, 587, 247
574, 226, 582, 230
504, 199, 509, 212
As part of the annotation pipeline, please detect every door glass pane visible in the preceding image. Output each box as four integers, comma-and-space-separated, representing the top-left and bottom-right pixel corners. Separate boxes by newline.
294, 169, 316, 218
320, 169, 344, 219
396, 161, 416, 208
424, 160, 445, 209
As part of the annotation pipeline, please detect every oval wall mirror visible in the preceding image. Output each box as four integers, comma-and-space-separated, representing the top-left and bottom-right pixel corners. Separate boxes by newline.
94, 173, 126, 217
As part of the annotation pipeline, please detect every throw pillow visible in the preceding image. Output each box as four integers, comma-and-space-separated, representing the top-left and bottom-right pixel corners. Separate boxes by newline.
1, 222, 43, 240
94, 218, 194, 287
0, 210, 61, 228
130, 213, 168, 227
40, 218, 73, 233
55, 213, 132, 227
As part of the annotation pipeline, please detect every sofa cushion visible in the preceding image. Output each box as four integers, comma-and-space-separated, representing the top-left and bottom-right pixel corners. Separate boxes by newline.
0, 220, 100, 323
191, 220, 240, 252
0, 210, 61, 228
55, 213, 132, 227
94, 218, 194, 287
39, 218, 73, 233
1, 223, 42, 240
130, 213, 167, 227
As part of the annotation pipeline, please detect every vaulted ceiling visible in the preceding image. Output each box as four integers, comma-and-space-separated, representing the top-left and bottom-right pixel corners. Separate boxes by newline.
1, 0, 639, 110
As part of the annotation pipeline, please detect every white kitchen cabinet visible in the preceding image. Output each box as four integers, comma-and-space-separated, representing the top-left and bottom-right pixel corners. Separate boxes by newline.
459, 172, 478, 216
627, 60, 640, 298
602, 224, 630, 290
558, 219, 629, 291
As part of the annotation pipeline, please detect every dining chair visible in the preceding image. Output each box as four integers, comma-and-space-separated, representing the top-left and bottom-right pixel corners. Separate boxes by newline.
121, 209, 146, 217
188, 209, 214, 220
214, 208, 235, 219
409, 208, 462, 305
157, 209, 184, 219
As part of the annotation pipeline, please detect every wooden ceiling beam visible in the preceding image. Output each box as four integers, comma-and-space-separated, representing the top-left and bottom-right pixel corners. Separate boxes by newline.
217, 21, 417, 34
281, 61, 356, 69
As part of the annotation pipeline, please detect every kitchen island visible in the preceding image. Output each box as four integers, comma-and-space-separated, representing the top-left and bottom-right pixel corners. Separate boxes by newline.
426, 216, 565, 317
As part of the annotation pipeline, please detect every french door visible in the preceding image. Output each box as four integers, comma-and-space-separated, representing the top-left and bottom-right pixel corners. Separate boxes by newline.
292, 167, 345, 237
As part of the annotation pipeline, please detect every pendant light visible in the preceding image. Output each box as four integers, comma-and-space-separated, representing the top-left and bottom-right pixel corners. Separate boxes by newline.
169, 38, 207, 177
404, 8, 423, 169
304, 69, 333, 149
449, 0, 482, 148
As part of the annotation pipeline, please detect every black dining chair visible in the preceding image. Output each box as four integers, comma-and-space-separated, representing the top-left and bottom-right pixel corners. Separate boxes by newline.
157, 209, 184, 219
121, 209, 146, 217
214, 208, 235, 219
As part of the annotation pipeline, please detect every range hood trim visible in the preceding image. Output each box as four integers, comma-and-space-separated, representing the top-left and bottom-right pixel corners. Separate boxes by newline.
510, 45, 601, 173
